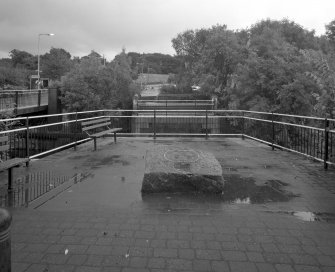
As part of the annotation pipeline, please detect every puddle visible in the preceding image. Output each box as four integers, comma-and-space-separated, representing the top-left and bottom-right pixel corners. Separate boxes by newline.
88, 155, 130, 168
266, 211, 335, 222
222, 167, 238, 172
221, 175, 298, 204
68, 155, 86, 160
141, 175, 298, 209
233, 197, 251, 204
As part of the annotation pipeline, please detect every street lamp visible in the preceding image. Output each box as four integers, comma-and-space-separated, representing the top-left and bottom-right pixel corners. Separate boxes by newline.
37, 33, 54, 88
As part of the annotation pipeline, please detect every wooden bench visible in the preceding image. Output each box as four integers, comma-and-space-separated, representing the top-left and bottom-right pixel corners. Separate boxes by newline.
81, 117, 122, 151
0, 135, 29, 193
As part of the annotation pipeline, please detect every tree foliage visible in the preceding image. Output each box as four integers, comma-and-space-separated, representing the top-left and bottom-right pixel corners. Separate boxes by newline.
59, 51, 138, 111
172, 19, 335, 117
128, 52, 181, 75
40, 48, 73, 80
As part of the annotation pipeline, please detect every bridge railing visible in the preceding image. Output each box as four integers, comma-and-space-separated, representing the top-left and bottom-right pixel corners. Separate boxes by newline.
136, 99, 215, 111
0, 89, 48, 113
0, 109, 334, 168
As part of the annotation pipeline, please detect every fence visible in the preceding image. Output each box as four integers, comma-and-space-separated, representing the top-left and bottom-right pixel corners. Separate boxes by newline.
1, 109, 334, 208
0, 109, 334, 167
0, 172, 90, 208
0, 89, 48, 114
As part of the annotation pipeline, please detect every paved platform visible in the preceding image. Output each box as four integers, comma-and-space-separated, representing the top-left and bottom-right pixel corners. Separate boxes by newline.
7, 137, 335, 272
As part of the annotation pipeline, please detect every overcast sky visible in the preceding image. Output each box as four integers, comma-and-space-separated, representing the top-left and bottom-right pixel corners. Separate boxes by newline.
0, 0, 334, 60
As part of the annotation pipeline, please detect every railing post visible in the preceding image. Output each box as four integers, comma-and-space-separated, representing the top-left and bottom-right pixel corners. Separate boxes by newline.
7, 169, 13, 207
25, 117, 30, 159
205, 109, 208, 139
38, 90, 41, 107
242, 111, 245, 140
74, 112, 78, 151
324, 118, 329, 170
14, 91, 19, 115
153, 109, 156, 140
25, 174, 29, 207
271, 112, 275, 150
0, 208, 12, 272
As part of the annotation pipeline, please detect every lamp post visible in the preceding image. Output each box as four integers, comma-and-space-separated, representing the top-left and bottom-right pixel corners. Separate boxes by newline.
37, 33, 54, 88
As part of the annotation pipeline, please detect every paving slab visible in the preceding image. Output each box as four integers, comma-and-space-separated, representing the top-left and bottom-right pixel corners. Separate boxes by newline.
4, 137, 335, 272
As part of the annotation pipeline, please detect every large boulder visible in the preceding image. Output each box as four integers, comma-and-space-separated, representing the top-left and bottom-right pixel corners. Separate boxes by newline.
141, 145, 224, 193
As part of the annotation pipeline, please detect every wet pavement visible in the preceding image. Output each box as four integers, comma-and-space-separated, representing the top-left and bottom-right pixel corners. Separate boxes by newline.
7, 137, 335, 272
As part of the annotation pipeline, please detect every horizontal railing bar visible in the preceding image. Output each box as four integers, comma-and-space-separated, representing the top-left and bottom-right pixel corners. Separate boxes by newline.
273, 112, 331, 121
244, 110, 334, 121
29, 116, 104, 129
137, 100, 213, 102
244, 110, 272, 115
27, 109, 106, 119
244, 117, 325, 131
0, 127, 26, 135
112, 115, 243, 118
29, 138, 91, 159
0, 89, 48, 92
0, 117, 27, 122
273, 121, 325, 131
0, 108, 333, 122
244, 134, 335, 166
244, 116, 272, 123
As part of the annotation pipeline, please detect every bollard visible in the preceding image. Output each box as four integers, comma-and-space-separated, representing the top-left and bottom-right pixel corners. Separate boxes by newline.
0, 208, 12, 272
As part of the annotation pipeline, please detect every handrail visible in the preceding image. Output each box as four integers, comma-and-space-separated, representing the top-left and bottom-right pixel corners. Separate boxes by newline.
0, 108, 334, 169
0, 89, 48, 92
0, 109, 334, 122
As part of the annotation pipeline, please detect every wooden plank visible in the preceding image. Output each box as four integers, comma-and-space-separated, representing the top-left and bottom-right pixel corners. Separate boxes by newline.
109, 128, 122, 133
90, 128, 122, 138
82, 122, 110, 131
0, 144, 10, 152
0, 157, 29, 172
0, 135, 8, 142
82, 118, 110, 126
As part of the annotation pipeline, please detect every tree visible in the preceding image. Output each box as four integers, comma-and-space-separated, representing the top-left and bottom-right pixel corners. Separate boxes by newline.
326, 19, 335, 43
0, 66, 29, 89
0, 57, 30, 89
9, 49, 36, 70
59, 58, 103, 111
226, 23, 317, 113
60, 50, 138, 111
302, 49, 335, 118
40, 48, 73, 80
172, 25, 245, 98
171, 19, 332, 114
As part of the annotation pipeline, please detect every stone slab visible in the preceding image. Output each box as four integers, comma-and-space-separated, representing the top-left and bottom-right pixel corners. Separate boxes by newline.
141, 145, 224, 193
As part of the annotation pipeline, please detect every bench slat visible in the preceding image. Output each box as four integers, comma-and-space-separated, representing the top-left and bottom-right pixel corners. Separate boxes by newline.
82, 122, 111, 131
90, 128, 122, 138
82, 118, 110, 126
0, 157, 29, 172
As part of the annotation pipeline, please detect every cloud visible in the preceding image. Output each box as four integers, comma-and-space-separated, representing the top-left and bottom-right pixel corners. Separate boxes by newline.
1, 0, 334, 60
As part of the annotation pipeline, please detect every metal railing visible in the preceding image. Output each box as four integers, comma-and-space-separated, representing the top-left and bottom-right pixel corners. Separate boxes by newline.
135, 99, 215, 111
0, 109, 334, 168
0, 172, 90, 208
0, 89, 48, 113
